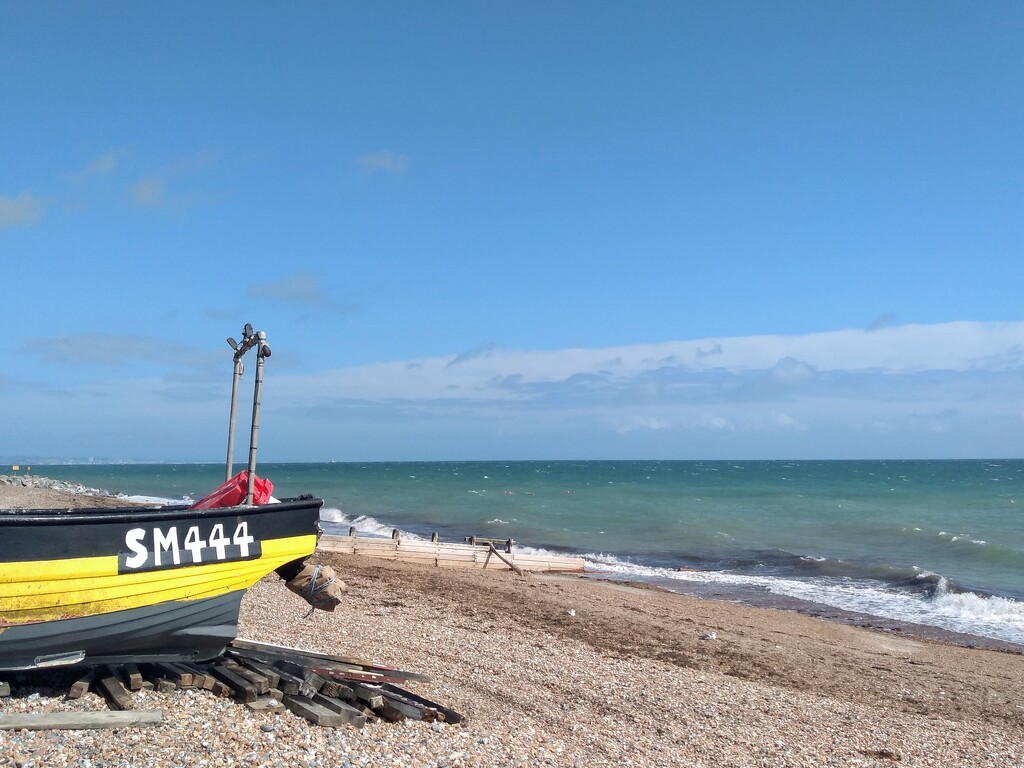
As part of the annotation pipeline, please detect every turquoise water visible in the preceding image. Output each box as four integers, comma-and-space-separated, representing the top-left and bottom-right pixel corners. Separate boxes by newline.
36, 460, 1024, 646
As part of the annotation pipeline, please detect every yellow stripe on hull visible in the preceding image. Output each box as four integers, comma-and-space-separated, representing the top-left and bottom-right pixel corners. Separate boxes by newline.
0, 534, 317, 625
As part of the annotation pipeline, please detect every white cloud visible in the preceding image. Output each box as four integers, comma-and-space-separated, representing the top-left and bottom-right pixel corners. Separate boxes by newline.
248, 270, 355, 313
127, 150, 219, 209
357, 151, 409, 174
0, 193, 47, 228
768, 357, 817, 385
613, 415, 672, 434
130, 178, 165, 207
10, 321, 1023, 460
281, 321, 1024, 405
68, 148, 129, 181
22, 333, 215, 370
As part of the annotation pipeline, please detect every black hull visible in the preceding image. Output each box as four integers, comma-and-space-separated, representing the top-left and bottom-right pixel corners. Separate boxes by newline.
0, 591, 244, 670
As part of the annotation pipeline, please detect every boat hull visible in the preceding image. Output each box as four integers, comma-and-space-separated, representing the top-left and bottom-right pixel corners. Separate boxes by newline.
0, 497, 323, 670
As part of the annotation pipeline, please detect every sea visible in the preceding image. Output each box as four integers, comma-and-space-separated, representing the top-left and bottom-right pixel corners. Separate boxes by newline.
34, 460, 1024, 650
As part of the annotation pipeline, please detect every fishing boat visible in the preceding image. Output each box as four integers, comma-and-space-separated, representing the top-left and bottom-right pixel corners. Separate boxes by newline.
0, 326, 341, 671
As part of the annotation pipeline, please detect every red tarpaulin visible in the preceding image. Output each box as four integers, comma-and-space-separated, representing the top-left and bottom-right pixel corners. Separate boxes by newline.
189, 471, 274, 509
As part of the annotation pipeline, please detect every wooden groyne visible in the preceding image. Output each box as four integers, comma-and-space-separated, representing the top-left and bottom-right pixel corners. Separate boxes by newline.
317, 533, 586, 573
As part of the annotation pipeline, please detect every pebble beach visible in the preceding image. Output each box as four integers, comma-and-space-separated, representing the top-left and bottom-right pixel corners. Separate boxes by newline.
2, 479, 1023, 767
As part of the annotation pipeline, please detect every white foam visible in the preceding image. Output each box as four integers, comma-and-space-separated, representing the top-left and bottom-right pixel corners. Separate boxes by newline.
124, 494, 190, 505
583, 554, 1024, 646
318, 507, 427, 541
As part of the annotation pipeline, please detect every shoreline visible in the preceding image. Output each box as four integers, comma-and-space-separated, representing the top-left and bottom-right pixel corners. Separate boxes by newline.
605, 573, 1024, 656
6, 473, 1023, 655
2, 480, 1023, 765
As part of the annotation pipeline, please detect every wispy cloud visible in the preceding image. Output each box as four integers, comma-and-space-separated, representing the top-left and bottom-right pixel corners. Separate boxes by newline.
248, 270, 355, 313
0, 192, 48, 228
21, 333, 215, 370
357, 150, 409, 175
866, 312, 898, 332
130, 178, 165, 207
67, 148, 130, 182
128, 150, 219, 210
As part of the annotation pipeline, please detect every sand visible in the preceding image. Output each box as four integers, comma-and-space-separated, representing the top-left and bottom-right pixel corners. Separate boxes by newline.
2, 480, 1022, 767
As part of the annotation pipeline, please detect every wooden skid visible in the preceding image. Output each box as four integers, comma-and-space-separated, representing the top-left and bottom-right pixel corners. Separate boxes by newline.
3, 643, 462, 731
382, 683, 465, 724
282, 694, 351, 727
96, 667, 134, 711
228, 638, 431, 682
317, 534, 585, 573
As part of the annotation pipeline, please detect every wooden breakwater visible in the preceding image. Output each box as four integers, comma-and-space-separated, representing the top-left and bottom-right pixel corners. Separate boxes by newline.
317, 533, 586, 573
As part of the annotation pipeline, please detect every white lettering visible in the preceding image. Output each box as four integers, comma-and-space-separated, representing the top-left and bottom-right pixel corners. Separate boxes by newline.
233, 521, 255, 557
122, 522, 260, 571
124, 528, 147, 569
183, 525, 206, 563
208, 523, 228, 560
153, 526, 180, 567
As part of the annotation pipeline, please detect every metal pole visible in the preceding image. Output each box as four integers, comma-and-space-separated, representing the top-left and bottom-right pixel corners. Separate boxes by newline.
245, 332, 269, 505
225, 358, 244, 482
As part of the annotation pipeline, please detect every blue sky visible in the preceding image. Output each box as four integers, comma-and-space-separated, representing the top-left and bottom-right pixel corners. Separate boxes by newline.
2, 2, 1022, 462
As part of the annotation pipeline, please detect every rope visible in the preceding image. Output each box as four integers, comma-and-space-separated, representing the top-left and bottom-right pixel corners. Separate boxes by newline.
300, 564, 338, 598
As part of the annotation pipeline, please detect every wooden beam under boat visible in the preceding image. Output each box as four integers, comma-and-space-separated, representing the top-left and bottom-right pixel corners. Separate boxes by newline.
316, 534, 585, 573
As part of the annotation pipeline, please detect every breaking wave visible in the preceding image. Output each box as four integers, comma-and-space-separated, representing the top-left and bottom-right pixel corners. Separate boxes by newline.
582, 551, 1024, 647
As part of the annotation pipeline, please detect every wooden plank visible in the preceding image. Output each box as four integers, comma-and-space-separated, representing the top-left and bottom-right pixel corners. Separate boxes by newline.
68, 669, 95, 699
390, 551, 441, 563
282, 695, 348, 727
208, 665, 258, 703
230, 638, 431, 682
397, 542, 478, 555
378, 690, 438, 722
96, 668, 135, 711
243, 660, 281, 690
246, 694, 285, 712
225, 653, 281, 690
153, 662, 194, 688
180, 663, 216, 691
430, 548, 480, 558
308, 693, 367, 727
303, 671, 326, 694
350, 537, 400, 548
269, 666, 304, 695
223, 663, 271, 695
0, 710, 162, 731
485, 544, 524, 576
351, 540, 399, 553
122, 663, 144, 691
271, 660, 320, 697
342, 681, 384, 710
307, 666, 411, 685
319, 679, 353, 699
373, 700, 406, 723
382, 683, 464, 724
315, 538, 356, 555
435, 552, 485, 561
